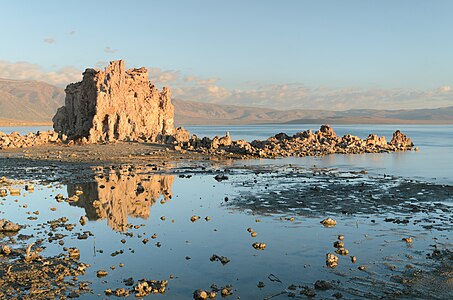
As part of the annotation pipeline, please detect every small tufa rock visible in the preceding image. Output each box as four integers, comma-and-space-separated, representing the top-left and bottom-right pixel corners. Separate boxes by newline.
402, 237, 413, 243
1, 245, 12, 255
133, 279, 168, 297
214, 174, 229, 182
252, 242, 266, 250
335, 248, 349, 256
221, 286, 233, 296
25, 184, 34, 191
9, 188, 20, 196
79, 215, 87, 226
326, 253, 339, 268
68, 247, 80, 259
314, 280, 333, 290
320, 217, 337, 227
210, 254, 230, 265
193, 289, 208, 300
0, 219, 22, 232
333, 241, 344, 248
97, 270, 108, 277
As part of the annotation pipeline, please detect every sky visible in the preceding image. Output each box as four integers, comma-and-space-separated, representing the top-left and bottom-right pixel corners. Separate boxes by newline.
0, 0, 452, 110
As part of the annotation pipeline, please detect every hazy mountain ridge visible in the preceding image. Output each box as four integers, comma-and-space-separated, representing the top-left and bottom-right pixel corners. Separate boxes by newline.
1, 79, 452, 126
0, 78, 65, 124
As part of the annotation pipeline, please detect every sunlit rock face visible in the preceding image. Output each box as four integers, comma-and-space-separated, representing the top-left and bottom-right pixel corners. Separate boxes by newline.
53, 60, 174, 143
68, 172, 174, 231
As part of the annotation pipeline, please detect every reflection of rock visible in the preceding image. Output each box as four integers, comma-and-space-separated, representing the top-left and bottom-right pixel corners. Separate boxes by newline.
68, 173, 173, 231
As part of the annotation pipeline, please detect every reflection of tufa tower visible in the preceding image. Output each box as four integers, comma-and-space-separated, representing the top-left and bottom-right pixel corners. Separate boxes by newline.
53, 60, 174, 142
68, 172, 174, 231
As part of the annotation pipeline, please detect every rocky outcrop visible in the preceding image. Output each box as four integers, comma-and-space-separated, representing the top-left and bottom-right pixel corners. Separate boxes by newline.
390, 130, 413, 148
0, 130, 60, 149
53, 60, 174, 143
170, 125, 415, 158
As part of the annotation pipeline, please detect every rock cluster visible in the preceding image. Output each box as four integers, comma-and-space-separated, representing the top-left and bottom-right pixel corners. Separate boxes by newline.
0, 130, 60, 149
0, 218, 21, 232
53, 60, 174, 143
170, 125, 415, 158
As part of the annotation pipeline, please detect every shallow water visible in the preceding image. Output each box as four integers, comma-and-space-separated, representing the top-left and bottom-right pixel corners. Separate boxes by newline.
186, 124, 453, 184
0, 126, 51, 136
2, 124, 452, 183
1, 164, 452, 299
1, 124, 452, 299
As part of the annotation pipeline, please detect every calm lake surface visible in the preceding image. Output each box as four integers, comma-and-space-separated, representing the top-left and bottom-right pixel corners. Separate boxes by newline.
189, 124, 453, 184
1, 124, 452, 299
2, 124, 452, 183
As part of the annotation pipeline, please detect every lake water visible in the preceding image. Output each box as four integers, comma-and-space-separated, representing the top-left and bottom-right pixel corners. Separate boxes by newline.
2, 124, 452, 183
1, 124, 452, 299
186, 124, 453, 184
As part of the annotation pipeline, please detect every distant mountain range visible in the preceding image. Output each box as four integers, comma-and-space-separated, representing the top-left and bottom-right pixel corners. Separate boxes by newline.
1, 78, 452, 126
0, 78, 65, 125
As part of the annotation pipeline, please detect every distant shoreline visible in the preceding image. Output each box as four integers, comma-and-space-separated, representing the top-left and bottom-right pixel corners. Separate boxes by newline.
0, 121, 52, 127
1, 120, 453, 128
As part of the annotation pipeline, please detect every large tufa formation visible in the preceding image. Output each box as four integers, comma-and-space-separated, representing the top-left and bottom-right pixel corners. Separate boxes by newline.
53, 60, 174, 143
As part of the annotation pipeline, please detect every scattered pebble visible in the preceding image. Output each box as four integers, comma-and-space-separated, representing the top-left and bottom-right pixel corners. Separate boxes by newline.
252, 242, 266, 250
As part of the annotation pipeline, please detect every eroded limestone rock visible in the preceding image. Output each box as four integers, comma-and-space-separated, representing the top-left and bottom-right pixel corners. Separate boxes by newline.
53, 60, 174, 143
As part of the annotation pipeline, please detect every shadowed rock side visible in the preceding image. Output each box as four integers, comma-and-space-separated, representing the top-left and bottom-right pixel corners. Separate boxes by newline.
68, 173, 174, 231
169, 125, 415, 158
53, 60, 174, 143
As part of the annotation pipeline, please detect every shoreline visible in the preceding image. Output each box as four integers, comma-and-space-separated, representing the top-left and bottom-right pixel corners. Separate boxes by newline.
2, 121, 453, 127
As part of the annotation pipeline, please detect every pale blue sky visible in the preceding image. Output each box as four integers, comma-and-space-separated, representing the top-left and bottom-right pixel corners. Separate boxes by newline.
1, 0, 452, 109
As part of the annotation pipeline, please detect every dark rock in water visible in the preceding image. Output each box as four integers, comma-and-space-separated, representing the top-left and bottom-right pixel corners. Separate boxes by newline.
0, 218, 21, 232
210, 254, 230, 265
214, 174, 229, 182
314, 280, 333, 290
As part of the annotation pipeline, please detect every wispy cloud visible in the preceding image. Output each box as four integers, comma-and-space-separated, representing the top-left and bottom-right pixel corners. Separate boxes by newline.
132, 65, 453, 110
43, 37, 56, 44
104, 46, 118, 53
69, 30, 76, 35
0, 61, 81, 87
439, 85, 452, 93
148, 67, 180, 84
1, 60, 451, 110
